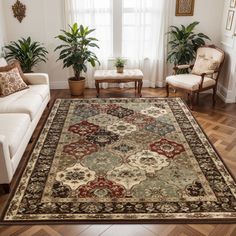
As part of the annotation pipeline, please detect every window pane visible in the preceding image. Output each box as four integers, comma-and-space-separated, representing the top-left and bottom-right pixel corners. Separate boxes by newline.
123, 26, 137, 41
144, 14, 151, 25
123, 0, 137, 8
123, 0, 152, 9
123, 13, 136, 25
68, 0, 113, 59
94, 0, 111, 9
144, 27, 151, 41
95, 13, 111, 26
122, 0, 156, 58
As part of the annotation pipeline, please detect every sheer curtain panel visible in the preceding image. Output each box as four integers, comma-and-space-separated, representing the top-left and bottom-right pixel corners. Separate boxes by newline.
64, 0, 113, 88
122, 0, 169, 87
64, 0, 169, 88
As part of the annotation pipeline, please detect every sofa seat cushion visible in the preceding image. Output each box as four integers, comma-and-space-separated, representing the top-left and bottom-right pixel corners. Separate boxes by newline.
0, 113, 31, 158
166, 74, 216, 91
0, 89, 43, 120
28, 85, 49, 101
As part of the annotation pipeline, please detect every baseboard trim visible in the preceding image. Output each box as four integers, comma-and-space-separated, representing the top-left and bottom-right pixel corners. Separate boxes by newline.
217, 83, 236, 103
50, 81, 69, 89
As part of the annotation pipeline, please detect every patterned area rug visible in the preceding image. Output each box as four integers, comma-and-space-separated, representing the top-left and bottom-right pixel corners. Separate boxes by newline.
2, 98, 236, 223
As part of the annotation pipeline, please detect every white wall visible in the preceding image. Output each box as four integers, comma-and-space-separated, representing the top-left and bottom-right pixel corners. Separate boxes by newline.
169, 0, 224, 46
3, 0, 69, 89
0, 0, 7, 55
2, 0, 225, 90
218, 0, 236, 103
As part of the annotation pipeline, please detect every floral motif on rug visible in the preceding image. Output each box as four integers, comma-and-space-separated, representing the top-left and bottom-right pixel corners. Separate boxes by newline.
2, 98, 236, 222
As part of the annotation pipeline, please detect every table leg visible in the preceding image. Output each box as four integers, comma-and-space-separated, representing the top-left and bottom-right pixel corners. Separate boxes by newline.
135, 81, 137, 90
138, 81, 143, 97
95, 81, 100, 97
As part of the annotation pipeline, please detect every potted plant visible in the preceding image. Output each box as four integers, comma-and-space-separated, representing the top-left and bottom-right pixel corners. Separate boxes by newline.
167, 21, 210, 73
55, 23, 100, 96
115, 57, 125, 73
4, 37, 48, 73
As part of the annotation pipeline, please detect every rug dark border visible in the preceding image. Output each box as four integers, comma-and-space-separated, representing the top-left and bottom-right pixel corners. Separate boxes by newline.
182, 99, 236, 184
0, 98, 57, 224
1, 97, 236, 225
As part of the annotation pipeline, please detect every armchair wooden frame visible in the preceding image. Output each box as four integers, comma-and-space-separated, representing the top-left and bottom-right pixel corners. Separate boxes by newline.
166, 45, 225, 109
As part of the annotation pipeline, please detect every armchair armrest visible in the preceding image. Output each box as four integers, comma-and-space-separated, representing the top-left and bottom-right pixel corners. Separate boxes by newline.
24, 73, 49, 85
198, 70, 218, 89
174, 64, 191, 69
0, 135, 14, 184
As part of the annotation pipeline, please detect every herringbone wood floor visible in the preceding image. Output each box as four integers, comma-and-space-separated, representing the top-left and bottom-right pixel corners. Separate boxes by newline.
0, 88, 236, 236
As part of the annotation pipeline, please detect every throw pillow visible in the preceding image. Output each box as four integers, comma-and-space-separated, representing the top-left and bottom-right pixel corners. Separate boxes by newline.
0, 60, 28, 84
192, 55, 219, 75
0, 67, 28, 97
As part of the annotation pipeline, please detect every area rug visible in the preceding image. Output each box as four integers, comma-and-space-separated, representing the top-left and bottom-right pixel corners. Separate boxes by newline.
2, 98, 236, 223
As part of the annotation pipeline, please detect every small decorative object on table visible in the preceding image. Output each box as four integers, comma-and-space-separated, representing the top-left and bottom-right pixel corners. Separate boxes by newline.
114, 57, 125, 73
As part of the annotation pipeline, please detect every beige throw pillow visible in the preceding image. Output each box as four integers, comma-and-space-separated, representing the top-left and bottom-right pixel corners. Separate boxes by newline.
192, 55, 219, 75
0, 67, 28, 97
0, 60, 28, 84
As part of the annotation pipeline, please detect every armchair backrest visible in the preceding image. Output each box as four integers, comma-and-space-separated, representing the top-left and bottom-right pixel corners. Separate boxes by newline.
191, 45, 225, 79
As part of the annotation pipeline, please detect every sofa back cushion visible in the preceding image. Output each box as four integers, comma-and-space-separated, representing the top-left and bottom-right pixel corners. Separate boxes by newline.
0, 67, 28, 96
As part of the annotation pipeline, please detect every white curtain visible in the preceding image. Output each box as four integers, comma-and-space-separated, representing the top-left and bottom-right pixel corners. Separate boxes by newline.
122, 0, 169, 87
64, 0, 170, 88
64, 0, 113, 88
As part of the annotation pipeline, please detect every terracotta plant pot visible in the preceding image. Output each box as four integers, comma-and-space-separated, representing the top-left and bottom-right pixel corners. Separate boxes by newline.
68, 77, 85, 96
116, 67, 124, 73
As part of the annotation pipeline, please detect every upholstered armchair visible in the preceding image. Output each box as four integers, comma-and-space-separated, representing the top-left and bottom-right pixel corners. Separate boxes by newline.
166, 45, 225, 109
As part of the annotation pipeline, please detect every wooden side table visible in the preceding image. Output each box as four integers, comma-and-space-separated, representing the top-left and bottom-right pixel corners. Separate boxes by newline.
94, 69, 143, 97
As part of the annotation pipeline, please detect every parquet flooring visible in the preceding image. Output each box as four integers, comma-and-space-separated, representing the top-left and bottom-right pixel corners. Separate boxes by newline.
0, 87, 236, 236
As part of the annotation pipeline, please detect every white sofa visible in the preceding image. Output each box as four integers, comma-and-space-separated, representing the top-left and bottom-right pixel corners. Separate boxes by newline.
0, 58, 50, 191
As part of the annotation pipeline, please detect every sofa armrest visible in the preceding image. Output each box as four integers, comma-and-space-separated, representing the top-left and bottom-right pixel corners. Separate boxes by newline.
0, 135, 14, 184
24, 73, 49, 85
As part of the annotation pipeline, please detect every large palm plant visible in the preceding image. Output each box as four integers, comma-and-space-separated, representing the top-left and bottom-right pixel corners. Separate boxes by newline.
167, 22, 210, 66
4, 37, 48, 73
55, 23, 100, 81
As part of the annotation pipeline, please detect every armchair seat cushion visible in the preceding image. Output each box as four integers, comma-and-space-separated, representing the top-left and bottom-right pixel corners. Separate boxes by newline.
166, 74, 216, 91
0, 113, 31, 158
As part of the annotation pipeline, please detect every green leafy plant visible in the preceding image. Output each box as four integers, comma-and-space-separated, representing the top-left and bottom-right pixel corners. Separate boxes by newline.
4, 37, 48, 73
55, 23, 100, 81
114, 57, 125, 68
167, 22, 210, 66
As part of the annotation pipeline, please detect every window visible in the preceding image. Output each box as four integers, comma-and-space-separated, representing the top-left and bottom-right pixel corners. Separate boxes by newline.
122, 0, 154, 58
66, 0, 160, 59
65, 0, 167, 87
65, 0, 113, 59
